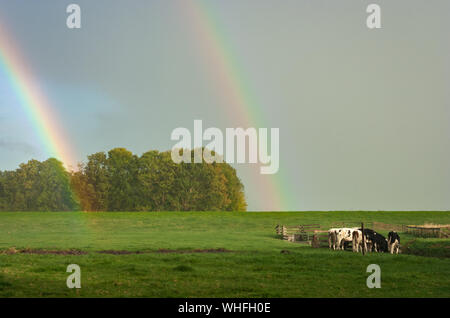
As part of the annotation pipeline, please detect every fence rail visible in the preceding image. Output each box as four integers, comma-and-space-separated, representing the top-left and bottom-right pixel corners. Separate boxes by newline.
275, 224, 321, 243
406, 226, 445, 238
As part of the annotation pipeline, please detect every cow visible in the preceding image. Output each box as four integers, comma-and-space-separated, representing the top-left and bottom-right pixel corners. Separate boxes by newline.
387, 231, 401, 254
352, 229, 377, 253
352, 229, 363, 252
328, 228, 358, 250
328, 228, 339, 250
362, 228, 376, 252
374, 233, 388, 253
336, 228, 357, 250
361, 228, 388, 253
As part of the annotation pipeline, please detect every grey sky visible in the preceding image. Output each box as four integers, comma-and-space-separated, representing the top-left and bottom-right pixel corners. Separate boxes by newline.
0, 0, 449, 210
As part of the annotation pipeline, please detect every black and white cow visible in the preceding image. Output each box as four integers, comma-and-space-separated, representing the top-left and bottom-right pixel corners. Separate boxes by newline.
328, 228, 338, 250
361, 228, 388, 253
336, 228, 356, 250
328, 228, 358, 250
353, 229, 375, 253
352, 230, 364, 252
387, 231, 401, 254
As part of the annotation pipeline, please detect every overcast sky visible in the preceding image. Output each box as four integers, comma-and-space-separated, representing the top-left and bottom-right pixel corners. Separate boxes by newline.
0, 0, 449, 211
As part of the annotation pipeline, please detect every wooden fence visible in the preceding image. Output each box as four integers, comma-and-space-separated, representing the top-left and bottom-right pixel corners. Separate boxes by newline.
405, 225, 448, 238
311, 230, 329, 248
275, 224, 321, 244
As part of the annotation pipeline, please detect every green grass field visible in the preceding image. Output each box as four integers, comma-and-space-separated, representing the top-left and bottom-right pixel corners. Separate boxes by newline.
0, 211, 449, 297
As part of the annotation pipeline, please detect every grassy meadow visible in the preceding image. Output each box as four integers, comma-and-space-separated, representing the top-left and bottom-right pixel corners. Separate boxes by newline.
0, 211, 449, 297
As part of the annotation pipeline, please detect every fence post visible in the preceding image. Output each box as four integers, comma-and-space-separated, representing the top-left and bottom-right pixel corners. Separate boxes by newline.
361, 222, 365, 255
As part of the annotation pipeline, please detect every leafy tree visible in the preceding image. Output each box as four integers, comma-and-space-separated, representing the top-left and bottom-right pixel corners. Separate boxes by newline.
0, 158, 78, 211
36, 158, 79, 211
0, 148, 247, 212
106, 148, 138, 211
84, 152, 109, 211
70, 163, 96, 211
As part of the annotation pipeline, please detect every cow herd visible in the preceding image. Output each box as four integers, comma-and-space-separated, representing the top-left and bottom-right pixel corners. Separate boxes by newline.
328, 228, 401, 254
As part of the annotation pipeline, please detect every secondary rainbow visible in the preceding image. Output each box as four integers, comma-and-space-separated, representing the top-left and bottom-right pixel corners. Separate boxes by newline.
0, 21, 76, 169
183, 1, 293, 211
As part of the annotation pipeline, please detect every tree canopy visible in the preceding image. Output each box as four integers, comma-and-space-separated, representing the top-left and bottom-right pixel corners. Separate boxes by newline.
0, 148, 247, 212
0, 158, 79, 211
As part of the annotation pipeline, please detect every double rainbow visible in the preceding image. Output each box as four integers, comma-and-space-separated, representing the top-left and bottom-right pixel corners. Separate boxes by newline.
0, 2, 291, 211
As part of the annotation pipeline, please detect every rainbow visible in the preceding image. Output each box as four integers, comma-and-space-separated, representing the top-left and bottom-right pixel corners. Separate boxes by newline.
183, 1, 292, 211
0, 3, 292, 211
0, 21, 76, 169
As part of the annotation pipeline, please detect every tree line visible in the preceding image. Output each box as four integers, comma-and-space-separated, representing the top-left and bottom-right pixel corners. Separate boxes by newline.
0, 148, 247, 212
